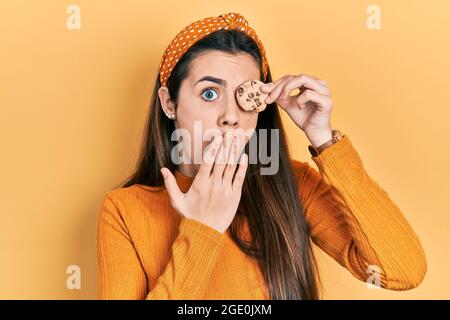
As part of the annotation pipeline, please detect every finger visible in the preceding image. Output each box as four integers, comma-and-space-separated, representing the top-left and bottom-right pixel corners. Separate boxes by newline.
232, 153, 249, 191
317, 79, 328, 87
264, 76, 294, 104
222, 134, 245, 186
259, 75, 289, 94
296, 89, 333, 112
309, 75, 329, 87
308, 76, 331, 95
160, 167, 183, 206
197, 135, 223, 179
212, 132, 234, 180
280, 75, 330, 101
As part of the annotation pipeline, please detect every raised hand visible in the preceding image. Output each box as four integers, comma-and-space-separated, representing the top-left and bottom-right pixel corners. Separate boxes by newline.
160, 133, 249, 234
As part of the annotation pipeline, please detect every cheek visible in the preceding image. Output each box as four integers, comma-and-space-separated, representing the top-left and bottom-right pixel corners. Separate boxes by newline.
177, 98, 218, 125
241, 112, 258, 144
240, 112, 258, 130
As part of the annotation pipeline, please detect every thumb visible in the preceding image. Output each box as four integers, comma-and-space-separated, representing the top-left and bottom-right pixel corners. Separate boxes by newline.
160, 167, 183, 203
259, 82, 274, 94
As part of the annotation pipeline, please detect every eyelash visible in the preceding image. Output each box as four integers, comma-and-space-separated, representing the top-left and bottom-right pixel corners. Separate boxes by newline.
200, 87, 219, 102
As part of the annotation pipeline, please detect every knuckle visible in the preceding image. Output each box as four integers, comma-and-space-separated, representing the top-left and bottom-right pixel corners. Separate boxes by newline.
235, 173, 244, 183
223, 185, 233, 194
328, 100, 334, 109
212, 175, 222, 187
226, 164, 235, 172
191, 183, 201, 194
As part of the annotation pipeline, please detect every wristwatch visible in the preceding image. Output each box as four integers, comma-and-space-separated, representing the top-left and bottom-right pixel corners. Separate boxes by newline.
308, 129, 343, 157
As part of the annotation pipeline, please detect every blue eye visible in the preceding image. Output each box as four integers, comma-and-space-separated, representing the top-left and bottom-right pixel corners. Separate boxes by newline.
201, 88, 219, 101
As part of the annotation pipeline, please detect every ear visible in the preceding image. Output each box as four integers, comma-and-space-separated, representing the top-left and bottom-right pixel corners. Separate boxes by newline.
158, 86, 177, 119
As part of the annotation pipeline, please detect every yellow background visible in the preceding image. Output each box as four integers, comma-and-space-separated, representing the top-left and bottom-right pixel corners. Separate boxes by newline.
1, 0, 449, 299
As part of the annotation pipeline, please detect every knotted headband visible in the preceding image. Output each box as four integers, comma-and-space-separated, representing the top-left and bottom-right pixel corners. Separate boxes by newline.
158, 12, 269, 87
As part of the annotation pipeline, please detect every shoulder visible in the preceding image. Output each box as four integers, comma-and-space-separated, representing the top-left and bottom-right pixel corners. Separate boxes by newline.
105, 183, 165, 204
99, 184, 169, 222
289, 158, 309, 173
289, 158, 320, 184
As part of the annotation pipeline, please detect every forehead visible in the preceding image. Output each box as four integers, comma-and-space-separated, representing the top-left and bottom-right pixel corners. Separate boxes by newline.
187, 50, 261, 85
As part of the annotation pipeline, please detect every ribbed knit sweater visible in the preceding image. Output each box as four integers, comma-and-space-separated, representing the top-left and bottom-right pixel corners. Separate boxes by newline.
96, 135, 427, 299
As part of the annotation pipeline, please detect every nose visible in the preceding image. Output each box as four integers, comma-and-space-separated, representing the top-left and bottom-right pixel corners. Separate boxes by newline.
218, 98, 239, 129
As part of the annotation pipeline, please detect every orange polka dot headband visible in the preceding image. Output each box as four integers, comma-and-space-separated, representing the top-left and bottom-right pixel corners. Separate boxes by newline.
159, 12, 269, 87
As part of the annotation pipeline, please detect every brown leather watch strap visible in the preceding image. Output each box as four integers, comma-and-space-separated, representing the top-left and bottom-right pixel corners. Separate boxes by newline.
309, 129, 343, 156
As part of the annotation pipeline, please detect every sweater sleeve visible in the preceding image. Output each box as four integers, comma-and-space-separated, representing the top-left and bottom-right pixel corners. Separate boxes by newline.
295, 135, 427, 290
96, 194, 226, 300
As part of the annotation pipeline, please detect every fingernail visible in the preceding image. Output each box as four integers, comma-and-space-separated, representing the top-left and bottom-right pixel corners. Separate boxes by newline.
160, 168, 167, 178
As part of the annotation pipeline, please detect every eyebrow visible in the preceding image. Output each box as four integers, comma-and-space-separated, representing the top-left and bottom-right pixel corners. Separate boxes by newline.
195, 76, 227, 87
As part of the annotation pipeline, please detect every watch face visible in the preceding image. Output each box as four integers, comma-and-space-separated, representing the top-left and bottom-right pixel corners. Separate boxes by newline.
332, 130, 343, 140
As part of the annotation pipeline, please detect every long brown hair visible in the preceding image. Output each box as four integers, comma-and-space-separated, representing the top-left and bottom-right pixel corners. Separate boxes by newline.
121, 29, 321, 299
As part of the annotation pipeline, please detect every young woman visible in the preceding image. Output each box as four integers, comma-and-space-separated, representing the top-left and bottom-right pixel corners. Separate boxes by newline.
96, 12, 427, 300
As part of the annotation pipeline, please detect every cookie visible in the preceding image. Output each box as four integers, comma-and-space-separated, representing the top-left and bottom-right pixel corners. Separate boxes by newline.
236, 80, 269, 113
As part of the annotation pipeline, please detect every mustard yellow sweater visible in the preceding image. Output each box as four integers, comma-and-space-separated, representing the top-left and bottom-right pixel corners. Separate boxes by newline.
96, 135, 427, 299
